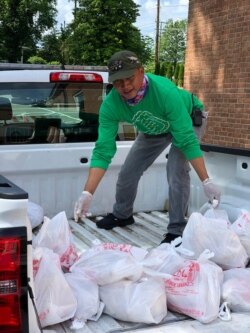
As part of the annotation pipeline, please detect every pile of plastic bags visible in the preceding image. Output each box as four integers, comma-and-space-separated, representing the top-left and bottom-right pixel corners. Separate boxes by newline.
32, 207, 250, 329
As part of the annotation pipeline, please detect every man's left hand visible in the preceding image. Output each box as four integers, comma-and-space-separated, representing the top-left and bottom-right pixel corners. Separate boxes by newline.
202, 178, 221, 207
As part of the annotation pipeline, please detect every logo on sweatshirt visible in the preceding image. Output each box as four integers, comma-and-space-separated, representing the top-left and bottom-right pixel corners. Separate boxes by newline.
132, 110, 169, 134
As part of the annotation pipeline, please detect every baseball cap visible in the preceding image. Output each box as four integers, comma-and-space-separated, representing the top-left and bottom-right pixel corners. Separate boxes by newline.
107, 50, 141, 83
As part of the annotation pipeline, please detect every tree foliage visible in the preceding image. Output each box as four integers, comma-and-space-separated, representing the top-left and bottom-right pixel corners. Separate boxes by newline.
37, 29, 61, 64
27, 56, 47, 64
173, 63, 180, 84
166, 63, 174, 80
0, 0, 57, 62
159, 19, 187, 68
178, 63, 184, 87
0, 0, 154, 66
64, 0, 151, 65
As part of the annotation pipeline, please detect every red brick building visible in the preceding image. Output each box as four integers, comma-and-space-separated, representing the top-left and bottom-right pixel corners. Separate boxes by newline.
184, 0, 250, 148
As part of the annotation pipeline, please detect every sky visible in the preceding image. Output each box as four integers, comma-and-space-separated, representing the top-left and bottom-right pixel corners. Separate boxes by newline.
56, 0, 189, 38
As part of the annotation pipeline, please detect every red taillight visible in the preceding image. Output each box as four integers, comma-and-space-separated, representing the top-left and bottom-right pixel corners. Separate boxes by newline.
50, 71, 103, 83
0, 238, 22, 332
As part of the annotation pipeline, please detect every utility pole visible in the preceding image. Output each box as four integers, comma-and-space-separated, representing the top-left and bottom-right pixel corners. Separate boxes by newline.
20, 46, 31, 64
74, 0, 77, 19
155, 0, 160, 72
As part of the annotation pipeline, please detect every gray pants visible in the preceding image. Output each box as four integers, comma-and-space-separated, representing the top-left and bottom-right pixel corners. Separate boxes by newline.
113, 112, 208, 236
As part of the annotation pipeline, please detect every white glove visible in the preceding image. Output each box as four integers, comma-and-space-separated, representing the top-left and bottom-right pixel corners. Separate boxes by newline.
202, 178, 221, 207
74, 191, 93, 222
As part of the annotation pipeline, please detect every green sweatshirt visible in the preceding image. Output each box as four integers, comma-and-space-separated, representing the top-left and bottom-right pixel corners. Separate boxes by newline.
90, 73, 204, 169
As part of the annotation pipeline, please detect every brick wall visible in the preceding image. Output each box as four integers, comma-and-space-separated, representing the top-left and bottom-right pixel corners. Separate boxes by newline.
184, 0, 250, 148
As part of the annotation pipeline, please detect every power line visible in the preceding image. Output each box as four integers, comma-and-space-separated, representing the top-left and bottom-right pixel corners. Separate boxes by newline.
160, 4, 188, 7
149, 4, 188, 9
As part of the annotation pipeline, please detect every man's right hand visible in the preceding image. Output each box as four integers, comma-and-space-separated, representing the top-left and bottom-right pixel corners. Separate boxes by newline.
74, 191, 93, 222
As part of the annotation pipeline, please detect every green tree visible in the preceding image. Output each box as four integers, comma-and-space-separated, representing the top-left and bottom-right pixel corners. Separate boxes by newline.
159, 19, 187, 71
38, 30, 62, 64
27, 56, 47, 64
173, 63, 180, 84
166, 63, 173, 80
178, 63, 184, 87
0, 0, 57, 62
154, 62, 161, 75
159, 62, 167, 76
126, 31, 153, 65
65, 0, 151, 65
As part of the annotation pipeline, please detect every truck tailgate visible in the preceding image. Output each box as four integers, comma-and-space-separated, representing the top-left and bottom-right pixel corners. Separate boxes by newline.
42, 211, 250, 333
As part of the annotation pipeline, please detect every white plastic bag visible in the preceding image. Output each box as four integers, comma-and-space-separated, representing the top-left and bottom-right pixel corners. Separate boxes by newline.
164, 250, 223, 323
100, 277, 167, 324
203, 207, 230, 222
28, 200, 44, 229
230, 210, 250, 256
70, 248, 143, 285
33, 211, 78, 269
222, 268, 250, 312
65, 270, 104, 329
141, 241, 186, 275
181, 212, 249, 269
90, 241, 148, 261
200, 196, 247, 223
34, 247, 77, 328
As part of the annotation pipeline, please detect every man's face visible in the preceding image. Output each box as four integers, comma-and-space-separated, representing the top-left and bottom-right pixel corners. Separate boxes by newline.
112, 67, 144, 100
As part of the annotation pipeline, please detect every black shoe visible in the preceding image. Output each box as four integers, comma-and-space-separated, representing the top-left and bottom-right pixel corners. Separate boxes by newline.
160, 233, 179, 244
96, 213, 135, 230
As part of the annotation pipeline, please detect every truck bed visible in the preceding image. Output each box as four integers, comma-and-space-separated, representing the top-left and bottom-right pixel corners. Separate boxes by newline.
42, 211, 250, 333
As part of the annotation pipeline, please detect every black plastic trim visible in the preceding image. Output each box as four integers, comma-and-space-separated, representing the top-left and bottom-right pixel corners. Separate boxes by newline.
0, 175, 28, 199
201, 144, 250, 157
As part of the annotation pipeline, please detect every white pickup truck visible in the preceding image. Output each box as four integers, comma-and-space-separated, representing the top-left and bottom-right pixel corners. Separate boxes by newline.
0, 68, 250, 333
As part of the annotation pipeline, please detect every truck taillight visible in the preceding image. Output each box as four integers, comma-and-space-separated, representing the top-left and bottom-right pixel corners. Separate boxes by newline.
0, 228, 28, 333
50, 71, 103, 83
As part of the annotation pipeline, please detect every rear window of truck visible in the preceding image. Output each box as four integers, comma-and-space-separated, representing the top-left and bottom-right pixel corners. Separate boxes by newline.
0, 78, 137, 145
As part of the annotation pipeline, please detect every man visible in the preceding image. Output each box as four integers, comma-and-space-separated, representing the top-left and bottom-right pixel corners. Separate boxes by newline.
74, 50, 221, 243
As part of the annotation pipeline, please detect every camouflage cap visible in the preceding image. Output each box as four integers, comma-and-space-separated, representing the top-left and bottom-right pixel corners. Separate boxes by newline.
107, 50, 141, 83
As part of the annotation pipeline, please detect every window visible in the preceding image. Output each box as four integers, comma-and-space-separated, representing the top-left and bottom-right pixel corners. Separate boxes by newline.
0, 80, 137, 145
0, 81, 105, 144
